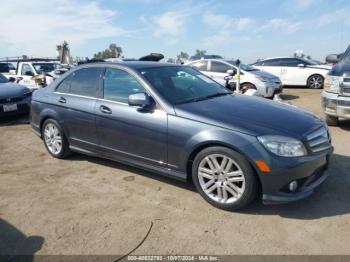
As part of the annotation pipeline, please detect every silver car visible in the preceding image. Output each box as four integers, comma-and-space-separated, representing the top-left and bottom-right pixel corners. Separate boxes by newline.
186, 59, 282, 98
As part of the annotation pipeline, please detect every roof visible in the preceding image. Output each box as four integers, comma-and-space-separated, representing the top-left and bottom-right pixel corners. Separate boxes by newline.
79, 61, 180, 70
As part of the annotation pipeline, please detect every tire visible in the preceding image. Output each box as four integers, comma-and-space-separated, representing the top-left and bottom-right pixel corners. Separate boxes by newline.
192, 146, 258, 211
241, 83, 256, 94
307, 74, 324, 89
42, 119, 71, 159
325, 114, 339, 126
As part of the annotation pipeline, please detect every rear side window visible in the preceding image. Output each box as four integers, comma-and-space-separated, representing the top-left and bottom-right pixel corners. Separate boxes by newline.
262, 59, 281, 66
279, 58, 301, 67
189, 61, 208, 71
56, 74, 72, 93
103, 68, 145, 103
210, 61, 231, 73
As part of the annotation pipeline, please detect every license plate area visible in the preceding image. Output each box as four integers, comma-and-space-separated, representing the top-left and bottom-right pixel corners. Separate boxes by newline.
3, 104, 18, 112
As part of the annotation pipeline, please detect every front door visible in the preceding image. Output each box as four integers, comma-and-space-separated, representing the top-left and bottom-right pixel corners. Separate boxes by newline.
95, 67, 167, 166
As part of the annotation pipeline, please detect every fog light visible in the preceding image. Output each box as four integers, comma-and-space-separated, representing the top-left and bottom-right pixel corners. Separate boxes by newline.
289, 181, 298, 192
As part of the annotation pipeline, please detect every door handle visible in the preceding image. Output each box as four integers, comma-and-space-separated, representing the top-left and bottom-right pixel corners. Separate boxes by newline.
58, 97, 66, 103
100, 105, 112, 114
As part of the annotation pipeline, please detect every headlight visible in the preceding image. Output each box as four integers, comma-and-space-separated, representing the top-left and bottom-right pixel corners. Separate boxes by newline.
324, 75, 340, 93
255, 76, 267, 82
257, 135, 307, 157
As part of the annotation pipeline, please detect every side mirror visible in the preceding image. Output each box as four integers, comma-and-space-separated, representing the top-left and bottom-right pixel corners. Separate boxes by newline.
8, 77, 16, 82
226, 69, 236, 76
224, 75, 233, 81
297, 63, 305, 68
128, 93, 153, 107
326, 54, 339, 64
25, 71, 34, 76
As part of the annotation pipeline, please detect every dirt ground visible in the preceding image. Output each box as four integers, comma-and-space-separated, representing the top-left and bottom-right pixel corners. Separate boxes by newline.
1, 87, 350, 257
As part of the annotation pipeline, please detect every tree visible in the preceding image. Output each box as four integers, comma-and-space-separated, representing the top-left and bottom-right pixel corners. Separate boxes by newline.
176, 51, 189, 64
94, 43, 123, 59
195, 49, 207, 57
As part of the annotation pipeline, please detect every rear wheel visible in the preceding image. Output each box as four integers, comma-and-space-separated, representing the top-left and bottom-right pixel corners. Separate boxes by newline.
192, 146, 258, 211
325, 114, 339, 126
42, 119, 71, 158
307, 74, 324, 89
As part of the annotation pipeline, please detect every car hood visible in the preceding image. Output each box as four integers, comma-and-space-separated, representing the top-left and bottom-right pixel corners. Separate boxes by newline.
0, 82, 30, 98
248, 70, 279, 80
174, 94, 324, 138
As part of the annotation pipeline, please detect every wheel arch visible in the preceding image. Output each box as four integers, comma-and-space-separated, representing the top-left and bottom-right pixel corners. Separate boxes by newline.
186, 141, 262, 192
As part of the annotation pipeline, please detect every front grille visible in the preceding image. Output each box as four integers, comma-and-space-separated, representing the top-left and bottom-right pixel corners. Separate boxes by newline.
338, 100, 350, 107
305, 127, 331, 154
342, 87, 350, 96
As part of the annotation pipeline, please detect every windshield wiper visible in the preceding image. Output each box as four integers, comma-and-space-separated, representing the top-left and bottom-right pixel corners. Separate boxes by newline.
176, 92, 230, 104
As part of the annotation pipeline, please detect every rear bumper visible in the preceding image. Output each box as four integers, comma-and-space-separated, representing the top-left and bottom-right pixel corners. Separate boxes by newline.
0, 102, 30, 117
322, 91, 350, 119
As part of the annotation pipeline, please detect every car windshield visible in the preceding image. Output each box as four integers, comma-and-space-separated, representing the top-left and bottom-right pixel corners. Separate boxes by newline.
138, 66, 231, 105
0, 73, 8, 83
225, 60, 258, 71
33, 63, 58, 74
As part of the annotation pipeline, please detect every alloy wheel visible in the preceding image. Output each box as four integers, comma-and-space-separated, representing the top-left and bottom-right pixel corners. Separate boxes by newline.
198, 154, 246, 204
309, 75, 323, 89
44, 123, 62, 155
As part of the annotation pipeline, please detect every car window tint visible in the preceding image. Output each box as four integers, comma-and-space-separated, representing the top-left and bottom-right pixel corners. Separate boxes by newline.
103, 68, 145, 103
69, 68, 102, 97
189, 61, 208, 71
0, 64, 10, 73
56, 74, 72, 93
279, 58, 301, 67
21, 64, 34, 75
210, 61, 231, 73
262, 59, 281, 66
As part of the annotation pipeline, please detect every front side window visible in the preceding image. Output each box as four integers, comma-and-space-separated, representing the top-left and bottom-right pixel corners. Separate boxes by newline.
342, 46, 350, 62
139, 66, 230, 105
210, 61, 231, 73
33, 63, 58, 74
189, 61, 208, 71
21, 64, 34, 76
262, 59, 281, 66
103, 68, 145, 103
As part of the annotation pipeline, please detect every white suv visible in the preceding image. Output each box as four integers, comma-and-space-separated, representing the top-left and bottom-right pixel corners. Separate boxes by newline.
186, 59, 282, 98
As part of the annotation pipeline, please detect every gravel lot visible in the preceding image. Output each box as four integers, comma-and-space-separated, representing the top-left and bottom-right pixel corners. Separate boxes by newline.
1, 88, 350, 257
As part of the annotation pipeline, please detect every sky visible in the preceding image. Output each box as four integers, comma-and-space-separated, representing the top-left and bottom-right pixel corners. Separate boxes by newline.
0, 0, 349, 63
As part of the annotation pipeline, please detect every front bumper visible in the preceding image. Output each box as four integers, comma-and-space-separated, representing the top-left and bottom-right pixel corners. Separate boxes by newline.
322, 91, 350, 119
258, 147, 333, 205
257, 82, 283, 97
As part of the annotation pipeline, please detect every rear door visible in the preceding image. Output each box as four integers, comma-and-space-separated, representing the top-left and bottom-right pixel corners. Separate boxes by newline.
279, 58, 307, 85
53, 67, 103, 150
95, 67, 167, 166
257, 59, 282, 80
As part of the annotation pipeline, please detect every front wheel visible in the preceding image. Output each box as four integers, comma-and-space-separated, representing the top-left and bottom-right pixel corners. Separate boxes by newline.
307, 74, 324, 89
192, 147, 258, 211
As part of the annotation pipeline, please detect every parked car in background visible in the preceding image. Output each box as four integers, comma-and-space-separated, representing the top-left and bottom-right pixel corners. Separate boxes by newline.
0, 62, 16, 74
188, 54, 223, 62
322, 44, 350, 126
31, 62, 332, 210
252, 57, 331, 89
187, 59, 282, 98
2, 60, 62, 90
0, 73, 31, 117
